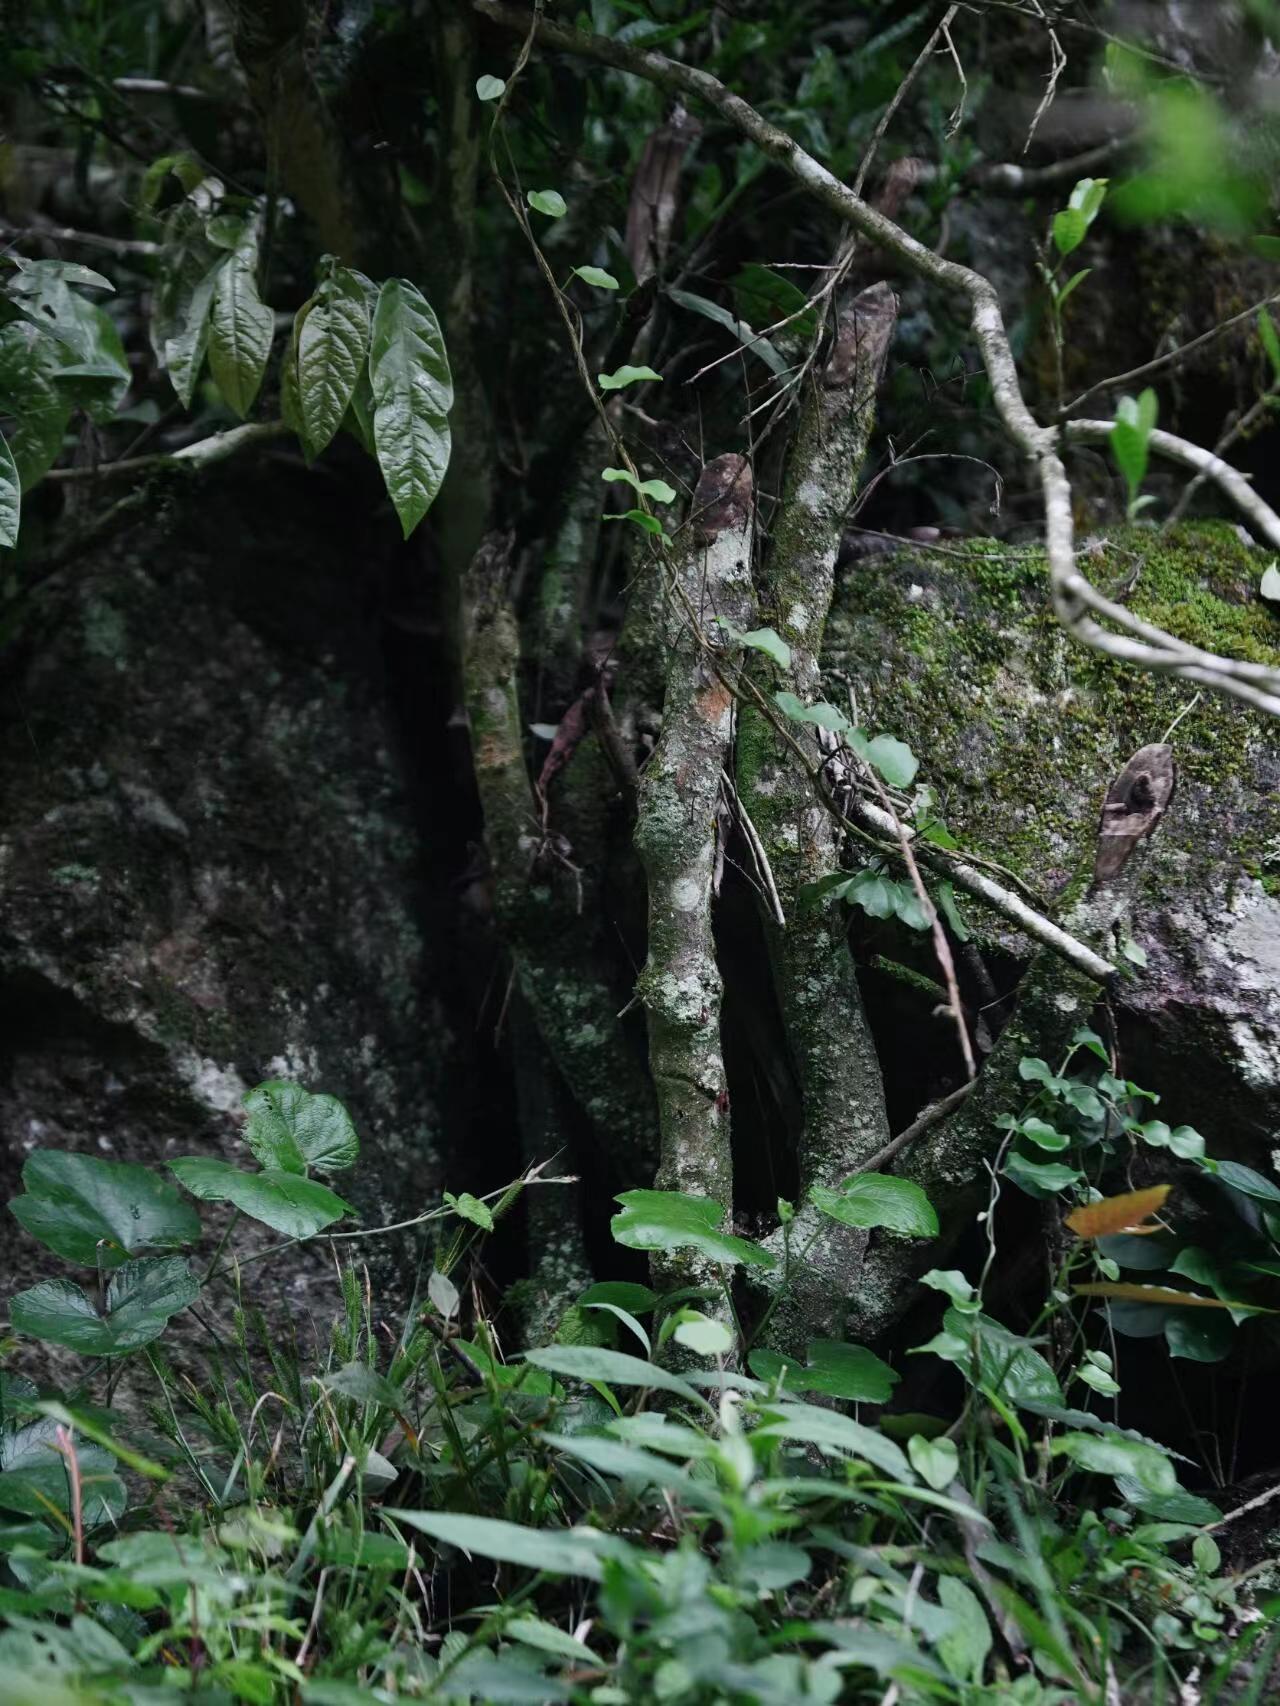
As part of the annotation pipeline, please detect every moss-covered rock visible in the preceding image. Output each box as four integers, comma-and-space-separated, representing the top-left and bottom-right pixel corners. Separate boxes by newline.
823, 522, 1280, 1155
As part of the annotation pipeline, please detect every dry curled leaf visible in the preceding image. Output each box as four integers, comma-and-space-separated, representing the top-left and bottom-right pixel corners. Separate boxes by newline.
1065, 1184, 1170, 1239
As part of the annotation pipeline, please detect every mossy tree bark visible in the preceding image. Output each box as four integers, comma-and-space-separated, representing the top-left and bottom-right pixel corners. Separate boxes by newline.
735, 284, 899, 1344
633, 455, 754, 1293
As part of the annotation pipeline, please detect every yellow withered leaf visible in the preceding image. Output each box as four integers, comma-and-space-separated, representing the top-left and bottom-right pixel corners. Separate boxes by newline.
1065, 1184, 1170, 1240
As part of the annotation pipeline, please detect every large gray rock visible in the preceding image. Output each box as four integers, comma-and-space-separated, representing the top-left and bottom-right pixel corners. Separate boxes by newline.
0, 469, 441, 1305
824, 522, 1280, 1158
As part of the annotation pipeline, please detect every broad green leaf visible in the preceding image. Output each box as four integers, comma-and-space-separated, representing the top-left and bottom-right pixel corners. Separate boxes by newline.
908, 1433, 958, 1490
445, 1190, 494, 1230
601, 466, 676, 503
732, 262, 817, 342
47, 298, 131, 423
859, 733, 918, 788
504, 1617, 597, 1664
918, 1309, 1062, 1404
475, 74, 506, 101
141, 151, 206, 207
572, 266, 619, 290
748, 1400, 913, 1479
666, 285, 789, 377
1165, 1311, 1234, 1362
10, 1257, 198, 1356
9, 1150, 201, 1268
611, 1189, 775, 1269
542, 1432, 705, 1499
920, 1268, 976, 1307
1110, 387, 1158, 507
169, 1157, 352, 1237
1052, 206, 1087, 256
937, 1576, 991, 1683
579, 1280, 659, 1313
1259, 309, 1280, 382
0, 322, 73, 488
735, 625, 791, 669
149, 189, 228, 407
582, 1300, 650, 1355
321, 1362, 407, 1409
369, 278, 453, 537
208, 227, 273, 417
242, 1080, 359, 1175
810, 1173, 938, 1237
1052, 1431, 1177, 1495
527, 189, 567, 218
296, 265, 374, 457
1004, 1153, 1082, 1195
1056, 266, 1092, 307
597, 364, 662, 390
935, 880, 970, 941
0, 1421, 125, 1524
748, 1338, 898, 1403
672, 1311, 734, 1357
1210, 1158, 1280, 1205
524, 1344, 706, 1406
773, 691, 850, 733
385, 1510, 609, 1579
1019, 1117, 1070, 1151
0, 432, 17, 547
601, 506, 666, 536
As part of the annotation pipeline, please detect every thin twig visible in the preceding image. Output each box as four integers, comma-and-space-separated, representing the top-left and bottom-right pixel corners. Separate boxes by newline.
851, 1081, 975, 1177
720, 769, 786, 925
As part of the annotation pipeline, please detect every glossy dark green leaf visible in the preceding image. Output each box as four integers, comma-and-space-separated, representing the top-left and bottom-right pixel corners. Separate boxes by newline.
749, 1337, 898, 1403
209, 226, 273, 417
0, 323, 72, 487
0, 432, 17, 547
242, 1080, 359, 1175
169, 1157, 352, 1237
10, 1257, 198, 1355
811, 1173, 938, 1237
9, 1150, 201, 1268
296, 264, 374, 456
611, 1189, 776, 1269
369, 278, 453, 537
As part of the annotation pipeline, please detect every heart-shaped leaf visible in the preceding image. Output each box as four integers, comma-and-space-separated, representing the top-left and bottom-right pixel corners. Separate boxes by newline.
810, 1174, 938, 1238
10, 1257, 199, 1355
611, 1189, 776, 1269
9, 1150, 201, 1268
908, 1432, 959, 1490
242, 1080, 359, 1175
169, 1157, 352, 1238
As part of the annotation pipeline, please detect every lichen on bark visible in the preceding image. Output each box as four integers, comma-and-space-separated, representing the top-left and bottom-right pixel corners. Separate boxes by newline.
632, 455, 754, 1291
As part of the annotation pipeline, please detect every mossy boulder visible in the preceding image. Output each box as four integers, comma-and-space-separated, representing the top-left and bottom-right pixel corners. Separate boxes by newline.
823, 522, 1280, 1156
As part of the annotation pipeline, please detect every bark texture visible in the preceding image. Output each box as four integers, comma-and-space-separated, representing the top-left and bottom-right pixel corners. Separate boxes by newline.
633, 456, 754, 1284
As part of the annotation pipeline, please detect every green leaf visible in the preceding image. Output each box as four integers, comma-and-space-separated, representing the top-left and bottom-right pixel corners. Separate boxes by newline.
935, 880, 970, 940
1052, 206, 1088, 256
601, 466, 676, 503
1110, 388, 1159, 508
772, 691, 850, 733
1019, 1117, 1070, 1152
579, 1281, 659, 1313
1056, 267, 1092, 307
527, 189, 567, 218
475, 74, 506, 101
10, 1257, 198, 1356
919, 1309, 1062, 1404
908, 1433, 958, 1490
445, 1190, 495, 1230
731, 262, 817, 342
1211, 1159, 1280, 1205
1053, 1431, 1177, 1495
1165, 1311, 1234, 1362
0, 1421, 125, 1525
295, 265, 374, 458
665, 285, 789, 377
602, 506, 666, 536
504, 1617, 598, 1664
169, 1157, 352, 1238
921, 1269, 976, 1307
524, 1344, 707, 1406
242, 1080, 359, 1175
737, 626, 791, 669
0, 322, 73, 488
544, 1432, 704, 1500
1261, 561, 1280, 602
749, 1400, 913, 1479
208, 227, 273, 418
321, 1362, 407, 1410
572, 265, 619, 290
672, 1311, 734, 1357
748, 1338, 898, 1403
937, 1576, 992, 1684
597, 364, 662, 390
1004, 1153, 1082, 1195
369, 278, 454, 537
810, 1173, 938, 1238
9, 1150, 201, 1268
0, 432, 18, 547
611, 1189, 776, 1269
385, 1510, 609, 1579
